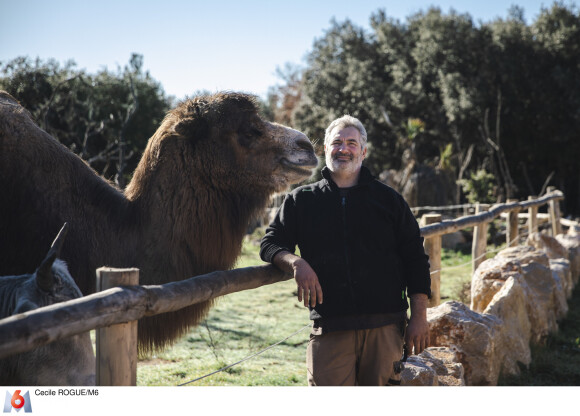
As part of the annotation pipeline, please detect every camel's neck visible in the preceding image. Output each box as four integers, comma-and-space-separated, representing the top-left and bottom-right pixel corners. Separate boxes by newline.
125, 158, 269, 280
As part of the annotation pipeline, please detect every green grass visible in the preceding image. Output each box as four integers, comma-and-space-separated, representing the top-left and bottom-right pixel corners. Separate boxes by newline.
439, 248, 473, 303
137, 232, 312, 386
137, 230, 476, 386
137, 277, 311, 386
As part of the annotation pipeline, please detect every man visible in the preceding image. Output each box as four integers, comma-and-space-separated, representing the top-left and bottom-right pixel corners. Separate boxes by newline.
260, 115, 431, 386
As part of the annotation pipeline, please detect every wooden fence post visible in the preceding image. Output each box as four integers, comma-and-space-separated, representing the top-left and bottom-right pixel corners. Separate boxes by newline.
547, 186, 562, 236
506, 199, 521, 247
528, 195, 538, 235
96, 268, 139, 386
472, 203, 488, 275
420, 214, 442, 307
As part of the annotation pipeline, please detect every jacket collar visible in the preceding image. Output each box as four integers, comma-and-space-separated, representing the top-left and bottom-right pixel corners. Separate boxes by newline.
321, 165, 374, 189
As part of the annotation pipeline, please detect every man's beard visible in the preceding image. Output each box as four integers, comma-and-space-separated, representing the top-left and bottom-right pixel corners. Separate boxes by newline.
326, 152, 361, 175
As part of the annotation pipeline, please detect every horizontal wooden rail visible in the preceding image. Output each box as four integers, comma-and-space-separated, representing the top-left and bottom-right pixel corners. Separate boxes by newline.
0, 264, 291, 359
420, 190, 564, 238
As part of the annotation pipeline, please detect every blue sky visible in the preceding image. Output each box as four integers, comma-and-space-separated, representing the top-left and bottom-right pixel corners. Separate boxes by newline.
0, 0, 563, 100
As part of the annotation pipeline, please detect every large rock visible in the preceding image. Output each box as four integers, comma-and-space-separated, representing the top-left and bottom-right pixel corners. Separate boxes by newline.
470, 256, 522, 313
495, 245, 551, 266
526, 232, 569, 261
428, 301, 503, 385
525, 232, 573, 316
550, 258, 571, 318
556, 231, 580, 285
483, 275, 531, 376
401, 347, 465, 386
472, 246, 558, 343
400, 357, 438, 386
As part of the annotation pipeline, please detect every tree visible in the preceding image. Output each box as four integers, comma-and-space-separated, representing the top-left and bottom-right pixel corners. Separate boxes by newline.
0, 54, 170, 186
279, 3, 580, 213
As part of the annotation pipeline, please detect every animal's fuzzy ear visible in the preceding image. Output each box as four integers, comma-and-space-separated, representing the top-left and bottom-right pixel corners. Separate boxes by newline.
174, 116, 209, 140
36, 251, 57, 292
173, 100, 210, 140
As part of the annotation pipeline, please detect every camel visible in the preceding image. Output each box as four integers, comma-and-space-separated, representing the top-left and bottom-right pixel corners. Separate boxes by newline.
0, 91, 318, 352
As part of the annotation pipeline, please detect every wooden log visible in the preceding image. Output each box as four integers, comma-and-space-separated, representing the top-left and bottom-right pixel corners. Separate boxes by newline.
547, 186, 563, 236
421, 214, 441, 307
499, 212, 549, 223
420, 190, 563, 238
528, 196, 539, 235
507, 199, 521, 247
472, 203, 489, 275
96, 268, 139, 386
0, 265, 291, 359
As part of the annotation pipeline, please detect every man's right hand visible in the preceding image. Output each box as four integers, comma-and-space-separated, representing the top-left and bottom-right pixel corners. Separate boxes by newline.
272, 251, 323, 307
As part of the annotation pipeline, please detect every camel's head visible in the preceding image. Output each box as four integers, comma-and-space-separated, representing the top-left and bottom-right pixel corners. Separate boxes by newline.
149, 92, 318, 194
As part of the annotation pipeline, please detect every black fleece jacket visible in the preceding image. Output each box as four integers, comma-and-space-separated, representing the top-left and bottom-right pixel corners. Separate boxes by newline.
260, 166, 431, 321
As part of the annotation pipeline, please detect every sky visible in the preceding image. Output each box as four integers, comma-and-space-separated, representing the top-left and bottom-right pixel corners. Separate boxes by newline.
0, 0, 564, 101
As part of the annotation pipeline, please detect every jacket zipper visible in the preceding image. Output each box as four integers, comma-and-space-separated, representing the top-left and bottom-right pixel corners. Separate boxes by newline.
341, 194, 358, 311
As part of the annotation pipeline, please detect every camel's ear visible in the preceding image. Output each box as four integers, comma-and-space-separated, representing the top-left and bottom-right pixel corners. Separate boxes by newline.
174, 101, 210, 140
174, 116, 208, 139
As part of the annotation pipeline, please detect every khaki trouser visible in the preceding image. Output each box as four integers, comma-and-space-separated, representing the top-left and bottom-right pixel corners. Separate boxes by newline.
306, 324, 404, 386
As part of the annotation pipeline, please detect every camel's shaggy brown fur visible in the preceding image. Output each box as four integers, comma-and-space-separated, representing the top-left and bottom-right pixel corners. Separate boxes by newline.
0, 91, 318, 352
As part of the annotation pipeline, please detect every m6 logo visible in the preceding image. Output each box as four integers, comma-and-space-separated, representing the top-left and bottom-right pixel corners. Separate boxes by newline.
3, 391, 32, 413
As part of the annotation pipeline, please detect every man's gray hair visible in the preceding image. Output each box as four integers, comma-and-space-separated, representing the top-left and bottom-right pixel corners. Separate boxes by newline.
324, 115, 368, 150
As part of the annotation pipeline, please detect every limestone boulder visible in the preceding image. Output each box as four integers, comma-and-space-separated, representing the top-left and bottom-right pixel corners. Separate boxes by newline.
495, 245, 550, 267
470, 256, 522, 313
400, 347, 466, 386
556, 232, 580, 285
418, 347, 465, 386
427, 301, 503, 385
483, 275, 531, 376
526, 232, 569, 261
472, 246, 558, 343
400, 358, 438, 386
520, 260, 559, 341
550, 259, 572, 319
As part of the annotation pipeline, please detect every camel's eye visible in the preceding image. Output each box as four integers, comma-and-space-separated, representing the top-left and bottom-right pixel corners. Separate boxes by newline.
238, 126, 262, 148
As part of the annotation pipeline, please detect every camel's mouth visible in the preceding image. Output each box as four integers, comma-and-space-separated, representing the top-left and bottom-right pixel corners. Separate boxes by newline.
280, 158, 317, 177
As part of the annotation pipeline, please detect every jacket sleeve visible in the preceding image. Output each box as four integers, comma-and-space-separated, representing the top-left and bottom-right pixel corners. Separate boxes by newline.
260, 193, 299, 263
395, 195, 432, 298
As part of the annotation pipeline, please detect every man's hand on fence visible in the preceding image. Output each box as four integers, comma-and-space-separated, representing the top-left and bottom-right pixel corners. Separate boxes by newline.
273, 251, 323, 307
406, 293, 430, 355
293, 257, 323, 307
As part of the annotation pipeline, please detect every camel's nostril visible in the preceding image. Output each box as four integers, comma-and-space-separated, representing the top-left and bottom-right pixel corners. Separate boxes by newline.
297, 139, 314, 152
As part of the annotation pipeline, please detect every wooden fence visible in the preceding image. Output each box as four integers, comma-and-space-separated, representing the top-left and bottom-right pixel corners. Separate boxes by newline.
420, 187, 565, 306
0, 188, 566, 384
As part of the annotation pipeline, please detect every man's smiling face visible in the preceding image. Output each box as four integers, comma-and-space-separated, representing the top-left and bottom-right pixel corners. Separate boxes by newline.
324, 126, 367, 177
